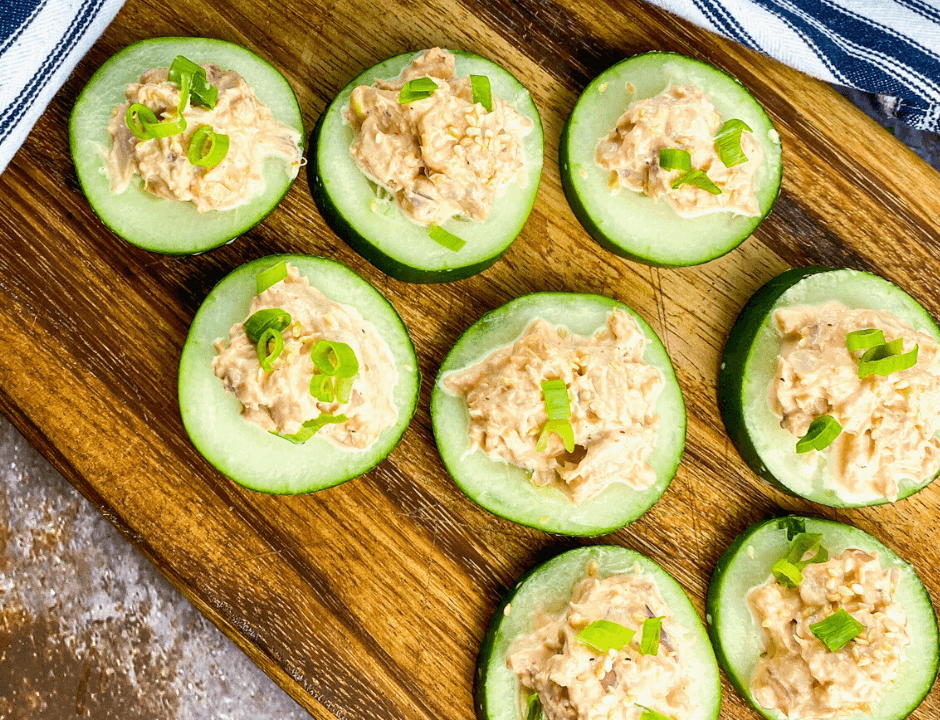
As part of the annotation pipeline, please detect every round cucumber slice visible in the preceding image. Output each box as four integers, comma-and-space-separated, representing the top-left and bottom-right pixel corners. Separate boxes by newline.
70, 37, 304, 254
707, 516, 938, 720
560, 51, 782, 267
719, 266, 940, 507
476, 545, 721, 720
431, 293, 685, 535
178, 254, 419, 494
309, 50, 544, 283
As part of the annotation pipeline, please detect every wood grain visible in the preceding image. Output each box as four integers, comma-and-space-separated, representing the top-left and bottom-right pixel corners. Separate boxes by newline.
2, 0, 939, 718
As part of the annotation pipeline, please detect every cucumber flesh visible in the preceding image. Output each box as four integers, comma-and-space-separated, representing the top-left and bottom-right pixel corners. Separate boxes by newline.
70, 37, 304, 254
719, 267, 940, 507
310, 50, 544, 283
178, 255, 420, 494
560, 52, 782, 267
476, 545, 721, 720
431, 293, 685, 536
707, 516, 939, 720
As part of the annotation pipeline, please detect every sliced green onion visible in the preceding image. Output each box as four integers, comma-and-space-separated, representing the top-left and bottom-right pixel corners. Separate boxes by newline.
309, 374, 335, 403
526, 693, 544, 720
541, 379, 571, 420
125, 103, 159, 140
334, 376, 356, 404
714, 118, 752, 167
576, 619, 635, 653
796, 414, 842, 453
637, 706, 674, 720
188, 125, 230, 168
771, 532, 828, 588
272, 413, 347, 444
639, 616, 663, 656
244, 308, 291, 343
846, 328, 886, 352
535, 419, 575, 453
398, 77, 438, 104
310, 340, 359, 378
168, 55, 218, 109
672, 169, 722, 195
658, 148, 691, 172
256, 261, 288, 293
429, 225, 466, 252
810, 608, 866, 652
470, 74, 493, 112
257, 328, 284, 372
776, 516, 806, 540
858, 339, 918, 378
145, 112, 188, 138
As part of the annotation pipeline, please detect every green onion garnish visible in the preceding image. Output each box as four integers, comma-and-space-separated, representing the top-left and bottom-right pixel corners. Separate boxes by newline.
541, 379, 571, 420
429, 226, 466, 252
470, 74, 493, 112
672, 169, 722, 195
776, 516, 806, 540
244, 308, 291, 343
810, 608, 866, 652
168, 55, 218, 109
658, 148, 691, 172
536, 419, 575, 453
398, 77, 438, 104
310, 340, 359, 378
309, 374, 335, 403
255, 261, 288, 293
576, 619, 635, 653
639, 616, 663, 656
638, 706, 674, 720
334, 375, 356, 404
714, 118, 752, 167
857, 339, 918, 378
272, 413, 347, 444
771, 532, 828, 588
846, 328, 886, 352
525, 693, 544, 720
124, 102, 188, 140
187, 125, 230, 168
796, 414, 842, 454
257, 328, 284, 372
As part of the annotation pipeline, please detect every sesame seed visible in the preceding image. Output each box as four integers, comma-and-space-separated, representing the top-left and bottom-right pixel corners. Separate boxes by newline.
599, 82, 608, 93
453, 145, 463, 157
852, 583, 865, 594
578, 168, 588, 178
503, 603, 512, 616
626, 82, 635, 93
857, 657, 872, 667
587, 561, 599, 576
466, 126, 481, 137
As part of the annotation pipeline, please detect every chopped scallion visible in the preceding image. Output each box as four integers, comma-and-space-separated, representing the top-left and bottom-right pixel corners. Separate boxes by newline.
795, 414, 842, 454
188, 124, 230, 168
639, 616, 663, 655
429, 225, 466, 252
125, 103, 159, 140
771, 532, 828, 588
334, 375, 356, 404
257, 328, 284, 372
244, 308, 291, 343
637, 706, 674, 720
714, 118, 752, 167
810, 608, 865, 652
168, 55, 218, 109
672, 169, 722, 195
846, 328, 886, 352
256, 261, 289, 293
776, 516, 806, 540
398, 77, 438, 104
658, 148, 691, 172
310, 340, 359, 378
541, 379, 571, 420
576, 619, 635, 653
526, 693, 544, 720
272, 413, 347, 444
858, 339, 918, 378
470, 74, 493, 112
309, 374, 335, 403
535, 419, 575, 453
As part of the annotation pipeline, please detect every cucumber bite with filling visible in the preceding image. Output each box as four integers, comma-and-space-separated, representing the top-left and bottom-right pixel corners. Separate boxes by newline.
708, 516, 938, 720
310, 47, 544, 282
476, 546, 721, 720
71, 37, 304, 253
432, 293, 685, 535
560, 52, 782, 266
719, 266, 940, 506
179, 255, 420, 494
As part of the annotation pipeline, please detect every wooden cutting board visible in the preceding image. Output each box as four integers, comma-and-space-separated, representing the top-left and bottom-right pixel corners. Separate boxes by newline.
2, 0, 938, 718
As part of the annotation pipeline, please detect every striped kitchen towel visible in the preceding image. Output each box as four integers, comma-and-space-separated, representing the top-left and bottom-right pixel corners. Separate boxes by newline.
645, 0, 940, 132
0, 0, 125, 175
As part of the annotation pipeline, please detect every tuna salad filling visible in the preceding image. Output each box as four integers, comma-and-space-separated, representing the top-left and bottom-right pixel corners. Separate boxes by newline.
747, 549, 910, 719
343, 47, 533, 226
507, 564, 698, 720
442, 309, 664, 505
595, 84, 762, 217
212, 264, 397, 449
106, 63, 301, 212
770, 302, 940, 501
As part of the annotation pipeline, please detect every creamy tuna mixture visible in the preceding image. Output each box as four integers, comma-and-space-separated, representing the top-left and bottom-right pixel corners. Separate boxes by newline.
748, 549, 910, 718
212, 264, 397, 449
771, 302, 940, 501
443, 310, 664, 505
343, 47, 533, 226
595, 85, 763, 217
508, 564, 698, 720
106, 64, 302, 212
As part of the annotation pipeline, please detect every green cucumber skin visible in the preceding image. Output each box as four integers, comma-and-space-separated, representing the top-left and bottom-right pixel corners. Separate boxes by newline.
560, 51, 782, 267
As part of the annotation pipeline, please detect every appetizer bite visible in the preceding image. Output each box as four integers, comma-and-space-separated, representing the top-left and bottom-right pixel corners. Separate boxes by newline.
476, 546, 721, 720
70, 37, 304, 254
560, 52, 782, 266
708, 516, 938, 720
719, 266, 940, 506
179, 255, 420, 494
432, 293, 685, 535
309, 48, 544, 283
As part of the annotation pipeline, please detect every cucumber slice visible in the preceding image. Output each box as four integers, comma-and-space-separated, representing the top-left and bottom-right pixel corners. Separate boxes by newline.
560, 52, 782, 267
707, 516, 938, 720
70, 37, 304, 254
431, 293, 685, 535
476, 545, 721, 720
718, 266, 940, 507
178, 254, 419, 494
309, 50, 544, 283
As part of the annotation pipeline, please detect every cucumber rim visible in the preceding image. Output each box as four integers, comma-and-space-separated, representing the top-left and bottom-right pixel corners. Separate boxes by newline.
560, 51, 783, 267
178, 254, 420, 494
309, 49, 544, 283
718, 266, 940, 507
431, 292, 686, 536
475, 545, 721, 720
707, 515, 939, 720
70, 37, 304, 255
